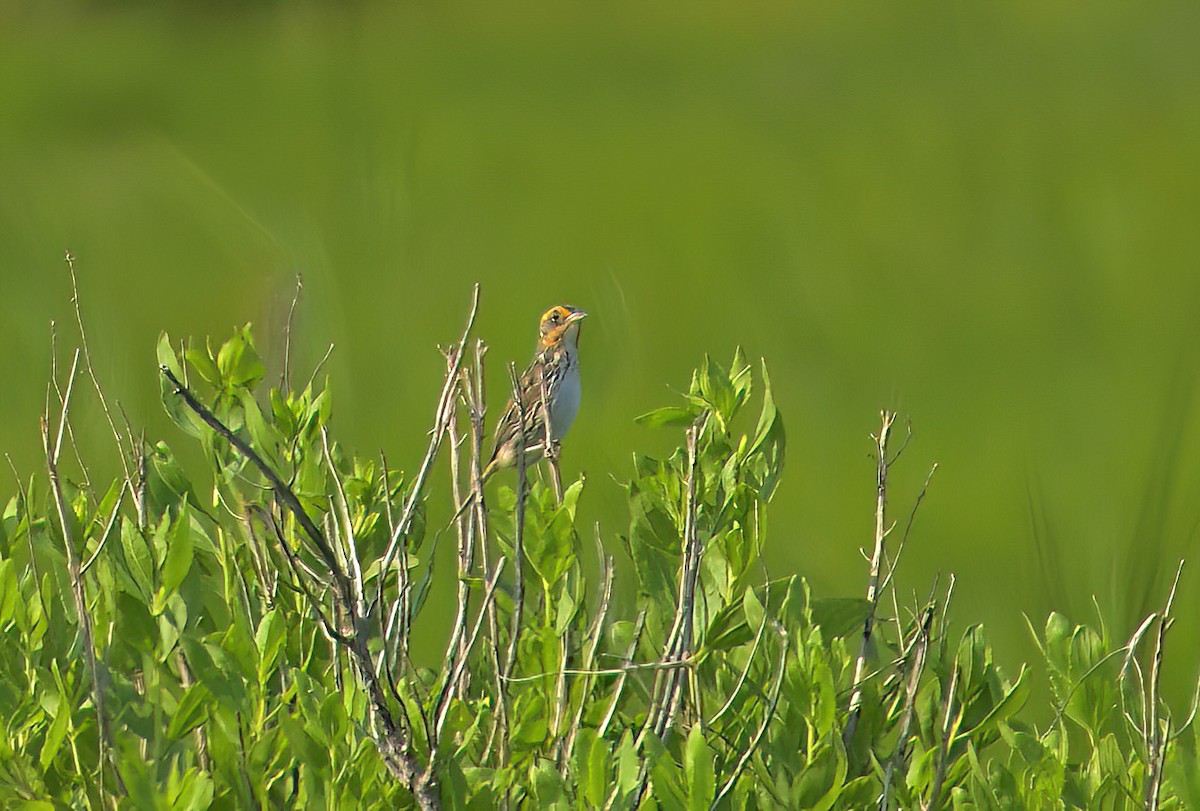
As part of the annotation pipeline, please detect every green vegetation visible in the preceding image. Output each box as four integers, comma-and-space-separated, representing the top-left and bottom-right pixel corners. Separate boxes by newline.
2, 299, 1197, 809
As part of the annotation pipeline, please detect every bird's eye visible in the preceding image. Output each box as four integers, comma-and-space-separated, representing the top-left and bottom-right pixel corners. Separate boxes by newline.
548, 311, 561, 323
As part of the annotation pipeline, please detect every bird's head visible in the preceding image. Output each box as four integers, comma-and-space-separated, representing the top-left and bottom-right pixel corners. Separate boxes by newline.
538, 304, 588, 349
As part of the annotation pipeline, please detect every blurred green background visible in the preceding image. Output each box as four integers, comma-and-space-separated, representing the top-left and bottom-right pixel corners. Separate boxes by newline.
3, 2, 1200, 696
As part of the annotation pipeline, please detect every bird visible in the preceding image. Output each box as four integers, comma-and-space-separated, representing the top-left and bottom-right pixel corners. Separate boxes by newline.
482, 304, 588, 481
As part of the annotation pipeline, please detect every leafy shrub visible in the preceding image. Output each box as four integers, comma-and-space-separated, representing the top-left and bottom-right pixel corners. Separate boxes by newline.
1, 296, 1196, 809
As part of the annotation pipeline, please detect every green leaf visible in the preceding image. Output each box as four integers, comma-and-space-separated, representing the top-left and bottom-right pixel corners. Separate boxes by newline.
255, 608, 287, 683
685, 725, 716, 811
531, 761, 568, 810
38, 695, 71, 770
0, 558, 18, 625
170, 768, 215, 811
167, 684, 211, 740
160, 507, 195, 595
811, 597, 870, 640
579, 730, 611, 808
635, 406, 697, 429
185, 346, 221, 387
616, 731, 639, 795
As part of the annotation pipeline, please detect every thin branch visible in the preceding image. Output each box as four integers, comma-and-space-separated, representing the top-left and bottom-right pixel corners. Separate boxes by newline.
162, 367, 437, 807
379, 285, 480, 582
598, 609, 648, 741
281, 273, 303, 391
80, 481, 127, 576
879, 462, 938, 594
1145, 559, 1184, 810
65, 251, 136, 490
881, 602, 934, 811
428, 557, 508, 771
845, 410, 896, 750
711, 623, 790, 810
304, 342, 335, 394
926, 660, 961, 811
561, 534, 614, 772
496, 360, 531, 766
42, 365, 126, 796
162, 366, 352, 599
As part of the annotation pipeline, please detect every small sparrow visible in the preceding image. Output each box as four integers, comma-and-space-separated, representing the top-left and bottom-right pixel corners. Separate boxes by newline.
484, 305, 587, 480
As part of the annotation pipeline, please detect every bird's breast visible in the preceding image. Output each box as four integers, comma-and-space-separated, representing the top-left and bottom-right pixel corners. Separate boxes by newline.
549, 362, 582, 440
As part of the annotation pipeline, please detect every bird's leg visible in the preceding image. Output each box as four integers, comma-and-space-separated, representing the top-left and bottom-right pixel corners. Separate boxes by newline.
545, 439, 563, 503
537, 369, 564, 504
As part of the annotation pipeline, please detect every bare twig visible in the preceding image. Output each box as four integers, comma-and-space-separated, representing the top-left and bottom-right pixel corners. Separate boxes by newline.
881, 602, 935, 811
561, 532, 615, 771
80, 481, 127, 576
65, 252, 136, 491
629, 421, 703, 808
162, 366, 438, 808
43, 351, 126, 796
879, 462, 938, 594
926, 659, 962, 811
1144, 560, 1184, 810
711, 622, 790, 810
428, 557, 508, 771
462, 340, 505, 745
598, 608, 647, 741
7, 454, 49, 620
379, 285, 480, 585
845, 410, 896, 750
304, 342, 335, 394
281, 273, 303, 390
495, 360, 531, 766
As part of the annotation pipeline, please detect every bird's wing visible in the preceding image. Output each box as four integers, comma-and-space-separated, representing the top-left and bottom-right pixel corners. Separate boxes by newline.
488, 356, 552, 462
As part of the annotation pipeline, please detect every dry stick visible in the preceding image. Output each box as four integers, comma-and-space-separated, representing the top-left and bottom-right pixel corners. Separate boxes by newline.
43, 352, 126, 797
926, 660, 961, 811
48, 321, 95, 498
65, 252, 135, 491
177, 652, 210, 771
880, 602, 935, 811
653, 422, 704, 740
441, 363, 474, 697
924, 575, 959, 811
162, 369, 436, 808
561, 538, 615, 773
710, 623, 790, 810
549, 625, 572, 761
1145, 560, 1184, 811
844, 410, 897, 750
428, 556, 509, 774
879, 462, 938, 596
463, 341, 506, 758
598, 608, 648, 741
496, 361, 531, 766
80, 481, 127, 576
304, 342, 335, 394
163, 366, 352, 598
630, 423, 702, 809
707, 579, 774, 728
5, 454, 49, 620
379, 450, 414, 671
379, 285, 480, 587
281, 273, 303, 391
375, 451, 411, 712
322, 427, 366, 614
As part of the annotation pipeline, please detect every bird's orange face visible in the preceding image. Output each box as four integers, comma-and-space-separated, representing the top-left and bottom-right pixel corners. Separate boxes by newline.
538, 305, 588, 348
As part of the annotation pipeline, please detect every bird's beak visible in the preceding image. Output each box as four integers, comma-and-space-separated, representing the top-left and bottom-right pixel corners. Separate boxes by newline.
566, 310, 588, 324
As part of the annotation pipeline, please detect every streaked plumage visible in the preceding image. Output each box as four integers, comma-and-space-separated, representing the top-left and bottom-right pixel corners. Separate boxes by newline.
484, 304, 587, 479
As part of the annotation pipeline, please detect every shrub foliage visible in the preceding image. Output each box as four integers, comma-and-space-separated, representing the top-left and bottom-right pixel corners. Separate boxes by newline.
1, 297, 1198, 809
